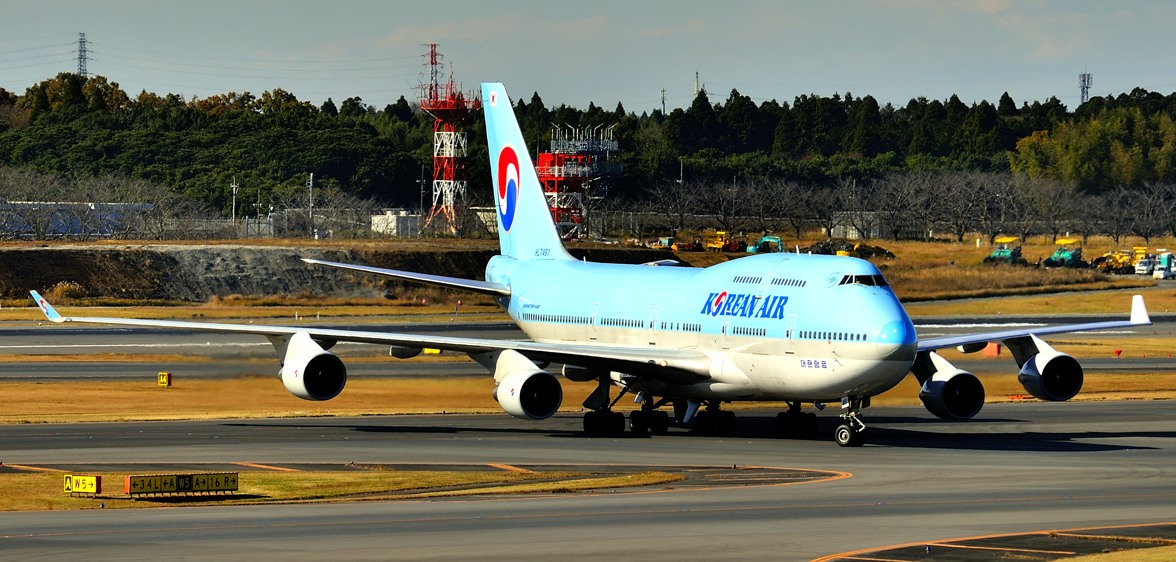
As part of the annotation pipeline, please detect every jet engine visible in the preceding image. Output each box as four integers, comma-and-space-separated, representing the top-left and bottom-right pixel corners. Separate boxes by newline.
1017, 348, 1083, 402
1003, 334, 1083, 402
494, 369, 563, 420
279, 331, 347, 401
479, 349, 563, 420
914, 351, 986, 420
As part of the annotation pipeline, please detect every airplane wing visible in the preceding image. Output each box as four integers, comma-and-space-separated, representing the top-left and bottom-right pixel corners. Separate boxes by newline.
29, 291, 709, 384
916, 294, 1151, 352
301, 258, 511, 297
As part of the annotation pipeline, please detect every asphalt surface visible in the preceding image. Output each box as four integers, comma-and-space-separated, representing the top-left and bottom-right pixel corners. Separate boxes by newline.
0, 315, 1171, 380
0, 317, 1174, 560
1, 401, 1175, 561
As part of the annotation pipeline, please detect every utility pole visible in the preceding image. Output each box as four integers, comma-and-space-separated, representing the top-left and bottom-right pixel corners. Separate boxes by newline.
660, 88, 666, 114
230, 176, 239, 224
306, 173, 315, 238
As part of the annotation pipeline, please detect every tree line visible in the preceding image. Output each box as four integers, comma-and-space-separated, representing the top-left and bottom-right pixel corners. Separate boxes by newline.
608, 171, 1176, 246
2, 72, 1176, 239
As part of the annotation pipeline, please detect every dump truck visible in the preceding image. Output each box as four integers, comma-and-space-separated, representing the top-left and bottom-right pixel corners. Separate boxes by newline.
1042, 238, 1087, 268
983, 236, 1028, 265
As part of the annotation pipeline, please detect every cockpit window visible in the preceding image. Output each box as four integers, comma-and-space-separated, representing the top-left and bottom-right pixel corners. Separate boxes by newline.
838, 274, 889, 287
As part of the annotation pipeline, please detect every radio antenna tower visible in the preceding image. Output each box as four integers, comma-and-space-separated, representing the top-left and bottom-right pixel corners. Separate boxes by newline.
418, 43, 480, 236
76, 32, 89, 77
1079, 70, 1092, 105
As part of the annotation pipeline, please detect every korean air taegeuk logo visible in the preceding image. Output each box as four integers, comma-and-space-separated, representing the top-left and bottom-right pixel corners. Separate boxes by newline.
496, 146, 520, 232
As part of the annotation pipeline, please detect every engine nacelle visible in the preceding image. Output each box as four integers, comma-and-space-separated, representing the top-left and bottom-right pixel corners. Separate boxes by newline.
280, 332, 347, 401
919, 369, 986, 421
913, 351, 986, 420
494, 369, 563, 420
1018, 350, 1083, 402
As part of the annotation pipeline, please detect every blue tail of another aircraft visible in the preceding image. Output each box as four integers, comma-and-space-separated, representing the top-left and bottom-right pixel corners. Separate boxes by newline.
482, 83, 573, 262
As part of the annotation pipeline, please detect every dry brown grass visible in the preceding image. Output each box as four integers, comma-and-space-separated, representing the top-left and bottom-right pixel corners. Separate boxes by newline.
0, 469, 682, 511
2, 371, 1173, 424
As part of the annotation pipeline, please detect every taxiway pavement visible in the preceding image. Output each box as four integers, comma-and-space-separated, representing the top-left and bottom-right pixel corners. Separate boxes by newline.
1, 401, 1174, 561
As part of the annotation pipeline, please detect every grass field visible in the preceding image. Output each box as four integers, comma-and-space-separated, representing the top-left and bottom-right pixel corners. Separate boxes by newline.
0, 469, 682, 511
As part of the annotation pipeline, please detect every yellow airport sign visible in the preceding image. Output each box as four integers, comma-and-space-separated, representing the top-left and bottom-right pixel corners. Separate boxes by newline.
64, 474, 101, 495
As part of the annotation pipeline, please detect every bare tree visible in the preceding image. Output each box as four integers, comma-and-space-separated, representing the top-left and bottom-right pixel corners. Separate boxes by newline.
1133, 182, 1176, 245
648, 180, 701, 234
806, 183, 845, 240
1096, 185, 1137, 245
694, 178, 747, 234
1011, 175, 1074, 242
778, 180, 814, 239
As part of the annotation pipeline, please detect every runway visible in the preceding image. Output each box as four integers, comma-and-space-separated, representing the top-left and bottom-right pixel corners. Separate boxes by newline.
2, 401, 1175, 560
0, 315, 1171, 381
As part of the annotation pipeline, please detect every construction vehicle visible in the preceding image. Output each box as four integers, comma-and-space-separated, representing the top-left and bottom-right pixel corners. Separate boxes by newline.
1042, 238, 1087, 268
671, 239, 702, 252
1133, 247, 1156, 275
1153, 250, 1176, 279
647, 237, 674, 250
703, 231, 729, 252
1090, 250, 1136, 274
983, 236, 1028, 265
703, 230, 746, 252
747, 235, 782, 254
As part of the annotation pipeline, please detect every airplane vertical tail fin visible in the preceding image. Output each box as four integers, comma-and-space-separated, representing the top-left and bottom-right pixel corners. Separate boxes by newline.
482, 83, 573, 261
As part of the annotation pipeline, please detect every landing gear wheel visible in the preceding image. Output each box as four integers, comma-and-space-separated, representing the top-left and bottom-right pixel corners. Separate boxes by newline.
584, 410, 626, 436
629, 411, 649, 435
649, 411, 670, 435
717, 411, 736, 435
834, 423, 864, 447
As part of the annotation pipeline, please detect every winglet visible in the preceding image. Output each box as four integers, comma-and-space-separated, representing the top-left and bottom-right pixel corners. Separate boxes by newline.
29, 290, 64, 322
1130, 294, 1150, 325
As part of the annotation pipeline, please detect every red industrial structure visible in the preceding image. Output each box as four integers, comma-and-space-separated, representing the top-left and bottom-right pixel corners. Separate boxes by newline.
536, 125, 622, 238
419, 43, 480, 235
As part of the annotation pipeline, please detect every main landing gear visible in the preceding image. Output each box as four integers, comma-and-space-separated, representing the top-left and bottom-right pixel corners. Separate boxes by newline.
834, 396, 868, 447
582, 377, 671, 437
692, 401, 737, 436
775, 402, 819, 438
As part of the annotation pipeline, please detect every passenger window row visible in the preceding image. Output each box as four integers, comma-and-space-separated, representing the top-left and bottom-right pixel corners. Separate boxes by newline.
799, 330, 866, 342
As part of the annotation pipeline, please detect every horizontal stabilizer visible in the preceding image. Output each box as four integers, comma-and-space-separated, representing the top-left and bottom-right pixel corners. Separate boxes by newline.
301, 258, 510, 297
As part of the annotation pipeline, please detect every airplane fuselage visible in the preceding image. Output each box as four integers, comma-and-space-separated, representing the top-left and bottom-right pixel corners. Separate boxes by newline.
487, 252, 918, 403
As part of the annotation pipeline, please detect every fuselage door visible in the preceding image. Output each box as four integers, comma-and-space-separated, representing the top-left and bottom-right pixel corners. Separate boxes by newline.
784, 314, 797, 354
647, 305, 660, 345
589, 301, 600, 341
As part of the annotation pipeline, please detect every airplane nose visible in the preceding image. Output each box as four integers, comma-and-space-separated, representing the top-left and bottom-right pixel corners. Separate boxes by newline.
876, 319, 916, 361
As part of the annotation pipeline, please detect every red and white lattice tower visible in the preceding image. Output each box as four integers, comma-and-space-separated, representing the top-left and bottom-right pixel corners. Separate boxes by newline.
419, 43, 481, 235
537, 124, 622, 238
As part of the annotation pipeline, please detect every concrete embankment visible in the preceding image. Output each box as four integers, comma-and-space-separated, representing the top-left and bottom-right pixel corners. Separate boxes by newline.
0, 243, 680, 301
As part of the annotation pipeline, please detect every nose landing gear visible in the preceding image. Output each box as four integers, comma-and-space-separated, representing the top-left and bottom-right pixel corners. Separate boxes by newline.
834, 396, 868, 447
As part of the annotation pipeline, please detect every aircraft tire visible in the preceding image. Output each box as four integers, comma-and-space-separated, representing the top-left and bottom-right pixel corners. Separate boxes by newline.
834, 424, 864, 447
649, 411, 670, 435
629, 411, 649, 435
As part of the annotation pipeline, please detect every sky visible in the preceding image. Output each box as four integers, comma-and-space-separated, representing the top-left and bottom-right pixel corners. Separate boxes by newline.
3, 1, 1176, 114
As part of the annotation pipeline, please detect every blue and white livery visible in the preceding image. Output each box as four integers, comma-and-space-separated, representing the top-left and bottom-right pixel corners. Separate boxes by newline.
31, 83, 1152, 447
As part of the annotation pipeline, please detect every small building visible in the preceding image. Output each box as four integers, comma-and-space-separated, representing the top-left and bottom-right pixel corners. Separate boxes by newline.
371, 209, 422, 237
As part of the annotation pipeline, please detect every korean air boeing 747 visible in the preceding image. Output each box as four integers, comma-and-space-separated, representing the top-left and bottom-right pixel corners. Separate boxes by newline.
31, 83, 1152, 446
